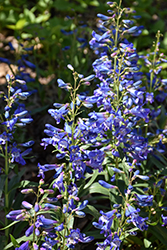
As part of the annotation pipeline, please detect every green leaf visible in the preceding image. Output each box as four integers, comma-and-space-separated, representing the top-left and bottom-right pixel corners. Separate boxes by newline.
117, 146, 125, 160
10, 180, 38, 192
84, 170, 99, 189
90, 0, 99, 6
24, 8, 35, 22
126, 235, 143, 246
147, 221, 158, 226
149, 224, 167, 246
36, 13, 51, 23
89, 182, 109, 196
84, 205, 100, 220
85, 230, 104, 239
144, 238, 151, 248
15, 19, 27, 29
4, 234, 33, 249
10, 234, 19, 248
0, 221, 19, 230
66, 216, 74, 229
109, 190, 119, 204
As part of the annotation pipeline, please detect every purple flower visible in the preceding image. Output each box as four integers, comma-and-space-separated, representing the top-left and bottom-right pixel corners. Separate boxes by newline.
22, 201, 33, 209
53, 172, 65, 192
54, 223, 64, 232
48, 104, 69, 124
146, 92, 154, 103
34, 203, 40, 212
93, 210, 116, 237
87, 149, 105, 171
37, 163, 61, 179
25, 225, 34, 237
15, 241, 30, 250
110, 233, 122, 250
96, 232, 121, 250
11, 147, 26, 165
23, 59, 36, 69
66, 228, 94, 248
135, 194, 153, 206
161, 214, 167, 226
0, 132, 13, 145
41, 236, 58, 249
57, 78, 71, 91
2, 117, 18, 131
129, 213, 148, 231
32, 243, 39, 250
6, 209, 27, 221
99, 180, 116, 189
126, 204, 148, 231
35, 215, 57, 230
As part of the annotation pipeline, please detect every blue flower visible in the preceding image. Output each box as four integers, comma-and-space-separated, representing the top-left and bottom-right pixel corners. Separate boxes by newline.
93, 210, 116, 237
48, 104, 69, 124
15, 241, 30, 250
66, 228, 94, 248
25, 225, 34, 237
161, 214, 167, 226
2, 117, 18, 131
135, 194, 153, 206
53, 172, 65, 192
87, 149, 105, 171
35, 215, 57, 230
126, 204, 148, 231
0, 132, 13, 145
11, 147, 26, 165
99, 180, 116, 189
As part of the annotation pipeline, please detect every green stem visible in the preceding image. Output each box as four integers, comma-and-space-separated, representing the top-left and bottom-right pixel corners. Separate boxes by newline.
113, 1, 122, 107
5, 141, 9, 244
150, 30, 160, 93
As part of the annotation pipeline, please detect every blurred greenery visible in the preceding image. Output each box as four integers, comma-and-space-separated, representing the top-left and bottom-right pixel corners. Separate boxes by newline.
0, 0, 167, 106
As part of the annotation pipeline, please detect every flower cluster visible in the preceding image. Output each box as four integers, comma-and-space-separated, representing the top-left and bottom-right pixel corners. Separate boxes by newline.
0, 75, 33, 166
3, 0, 167, 250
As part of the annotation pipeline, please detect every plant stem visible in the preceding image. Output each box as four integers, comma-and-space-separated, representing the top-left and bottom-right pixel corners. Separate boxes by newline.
5, 140, 9, 244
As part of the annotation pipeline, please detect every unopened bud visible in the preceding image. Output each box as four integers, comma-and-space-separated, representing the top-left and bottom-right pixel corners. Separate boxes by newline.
21, 189, 34, 194
39, 179, 44, 185
22, 201, 33, 209
44, 189, 54, 194
57, 194, 63, 199
34, 203, 40, 212
39, 188, 44, 194
16, 213, 29, 220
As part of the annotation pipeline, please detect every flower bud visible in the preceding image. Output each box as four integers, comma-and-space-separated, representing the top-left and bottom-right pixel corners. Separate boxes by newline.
39, 188, 44, 194
34, 203, 40, 212
35, 228, 40, 236
44, 189, 54, 194
22, 201, 33, 209
75, 211, 86, 218
21, 189, 34, 194
25, 225, 34, 237
67, 64, 74, 71
16, 213, 29, 221
33, 243, 39, 250
57, 194, 63, 199
39, 179, 45, 185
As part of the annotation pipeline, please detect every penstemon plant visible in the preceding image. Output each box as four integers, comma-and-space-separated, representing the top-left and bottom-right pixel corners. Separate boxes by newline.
3, 1, 167, 250
5, 68, 96, 249
0, 75, 33, 245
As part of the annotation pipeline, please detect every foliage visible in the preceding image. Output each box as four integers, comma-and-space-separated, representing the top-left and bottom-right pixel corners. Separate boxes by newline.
0, 0, 167, 250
